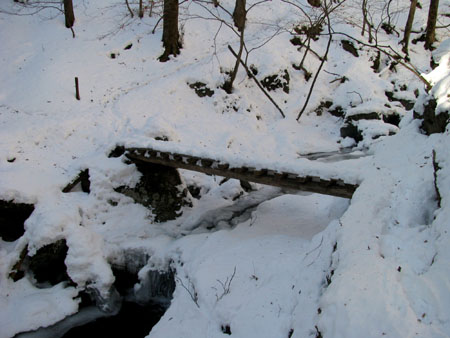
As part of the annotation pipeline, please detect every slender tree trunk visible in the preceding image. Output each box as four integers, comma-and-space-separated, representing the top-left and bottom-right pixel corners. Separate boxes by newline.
361, 0, 367, 36
233, 0, 246, 32
425, 0, 439, 50
223, 29, 245, 93
139, 0, 144, 18
159, 0, 181, 62
361, 0, 373, 43
125, 0, 134, 17
63, 0, 75, 29
223, 0, 247, 93
402, 0, 417, 54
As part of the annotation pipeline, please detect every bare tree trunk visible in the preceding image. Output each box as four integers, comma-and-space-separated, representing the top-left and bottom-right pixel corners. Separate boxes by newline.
233, 0, 246, 32
223, 0, 247, 93
139, 0, 144, 18
223, 29, 245, 93
361, 0, 367, 36
402, 0, 418, 54
361, 0, 373, 43
125, 0, 134, 17
425, 0, 439, 50
149, 0, 154, 17
159, 0, 181, 62
63, 0, 75, 29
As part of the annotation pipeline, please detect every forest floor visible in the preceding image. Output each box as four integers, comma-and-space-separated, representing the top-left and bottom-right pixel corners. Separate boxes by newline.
0, 0, 449, 337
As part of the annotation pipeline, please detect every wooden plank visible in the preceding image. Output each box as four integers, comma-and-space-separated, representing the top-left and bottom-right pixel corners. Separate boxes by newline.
125, 148, 358, 198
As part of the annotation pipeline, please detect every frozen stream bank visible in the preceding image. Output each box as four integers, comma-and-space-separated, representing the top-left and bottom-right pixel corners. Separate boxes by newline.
8, 178, 350, 338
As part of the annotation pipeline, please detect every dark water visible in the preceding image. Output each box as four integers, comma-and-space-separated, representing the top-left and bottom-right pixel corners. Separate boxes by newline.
62, 302, 164, 338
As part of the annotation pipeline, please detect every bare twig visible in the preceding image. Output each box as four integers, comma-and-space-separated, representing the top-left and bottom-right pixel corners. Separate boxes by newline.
214, 266, 237, 301
304, 235, 324, 267
347, 91, 363, 105
176, 276, 200, 308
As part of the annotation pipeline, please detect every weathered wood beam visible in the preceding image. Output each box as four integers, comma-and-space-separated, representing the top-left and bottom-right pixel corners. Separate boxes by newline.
125, 148, 358, 199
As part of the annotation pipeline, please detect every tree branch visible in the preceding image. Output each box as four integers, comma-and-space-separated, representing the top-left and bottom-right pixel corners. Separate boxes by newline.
228, 45, 285, 118
297, 2, 333, 121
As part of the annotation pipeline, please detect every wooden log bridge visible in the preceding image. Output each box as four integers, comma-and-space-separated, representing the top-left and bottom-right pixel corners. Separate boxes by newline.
125, 148, 358, 199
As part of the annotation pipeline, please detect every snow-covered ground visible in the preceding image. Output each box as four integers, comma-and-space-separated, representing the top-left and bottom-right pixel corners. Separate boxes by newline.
0, 0, 449, 337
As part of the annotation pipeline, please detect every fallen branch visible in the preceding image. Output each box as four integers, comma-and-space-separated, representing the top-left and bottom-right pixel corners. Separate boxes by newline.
228, 45, 285, 118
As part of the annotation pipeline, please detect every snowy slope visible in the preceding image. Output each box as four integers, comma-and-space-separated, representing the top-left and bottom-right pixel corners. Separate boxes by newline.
0, 0, 449, 337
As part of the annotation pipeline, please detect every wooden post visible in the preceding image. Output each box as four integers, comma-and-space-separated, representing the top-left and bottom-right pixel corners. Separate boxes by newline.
75, 77, 80, 100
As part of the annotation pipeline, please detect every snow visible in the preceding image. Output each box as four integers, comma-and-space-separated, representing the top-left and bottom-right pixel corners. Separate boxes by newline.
0, 0, 449, 337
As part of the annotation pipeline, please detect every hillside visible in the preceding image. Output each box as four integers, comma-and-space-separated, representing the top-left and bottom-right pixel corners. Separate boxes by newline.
0, 0, 449, 337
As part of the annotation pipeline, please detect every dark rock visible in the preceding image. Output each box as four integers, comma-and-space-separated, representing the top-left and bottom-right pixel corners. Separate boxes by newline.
188, 185, 201, 199
29, 239, 70, 286
385, 91, 415, 110
155, 135, 169, 141
341, 40, 359, 57
108, 145, 125, 158
371, 51, 381, 73
381, 22, 396, 35
189, 82, 214, 98
328, 105, 345, 118
239, 180, 253, 192
382, 112, 402, 127
294, 24, 322, 41
307, 0, 321, 7
261, 70, 290, 94
340, 122, 363, 143
315, 101, 333, 116
9, 246, 27, 281
414, 97, 449, 135
124, 43, 133, 50
346, 112, 380, 122
116, 162, 191, 222
290, 36, 303, 46
0, 200, 34, 242
221, 324, 232, 335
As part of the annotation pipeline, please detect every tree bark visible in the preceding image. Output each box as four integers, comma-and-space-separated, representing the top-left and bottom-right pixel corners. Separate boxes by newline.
139, 0, 144, 18
233, 0, 246, 32
63, 0, 75, 29
159, 0, 181, 62
402, 0, 417, 54
425, 0, 439, 50
222, 29, 245, 94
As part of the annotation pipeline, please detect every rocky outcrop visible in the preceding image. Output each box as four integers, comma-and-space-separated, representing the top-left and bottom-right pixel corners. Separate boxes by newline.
0, 200, 34, 242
